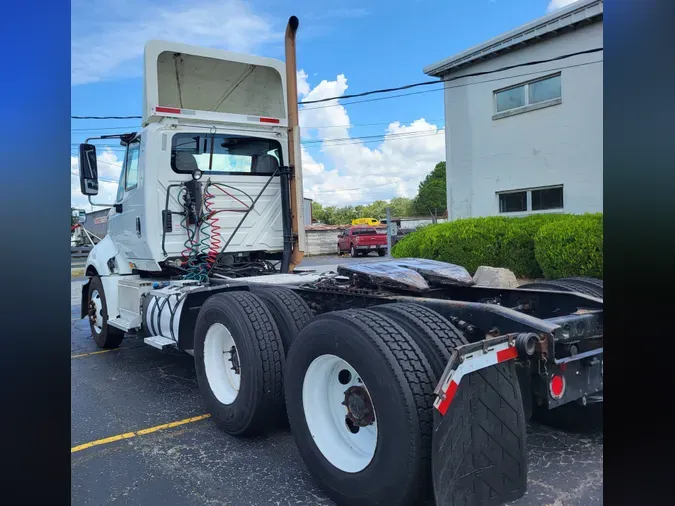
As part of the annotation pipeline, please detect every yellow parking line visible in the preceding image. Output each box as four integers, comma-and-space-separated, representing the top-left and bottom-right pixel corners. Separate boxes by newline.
71, 349, 118, 359
71, 414, 211, 453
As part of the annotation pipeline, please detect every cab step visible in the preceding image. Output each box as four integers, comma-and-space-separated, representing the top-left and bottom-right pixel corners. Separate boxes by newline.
143, 336, 177, 350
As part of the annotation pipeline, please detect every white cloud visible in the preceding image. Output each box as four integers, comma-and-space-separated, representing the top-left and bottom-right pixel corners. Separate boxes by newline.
297, 70, 311, 97
546, 0, 580, 13
71, 0, 279, 85
71, 149, 123, 210
297, 70, 445, 206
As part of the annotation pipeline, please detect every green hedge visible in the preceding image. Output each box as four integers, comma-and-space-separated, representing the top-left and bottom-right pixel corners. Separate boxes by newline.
391, 213, 603, 279
534, 213, 603, 279
500, 214, 571, 278
418, 217, 510, 275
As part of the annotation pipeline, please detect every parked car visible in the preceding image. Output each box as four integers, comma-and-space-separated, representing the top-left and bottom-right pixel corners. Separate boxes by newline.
338, 226, 388, 257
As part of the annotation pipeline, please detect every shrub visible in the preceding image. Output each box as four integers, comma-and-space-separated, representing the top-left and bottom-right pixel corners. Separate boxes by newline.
394, 217, 510, 274
500, 213, 570, 278
429, 217, 511, 274
392, 213, 603, 279
534, 213, 603, 279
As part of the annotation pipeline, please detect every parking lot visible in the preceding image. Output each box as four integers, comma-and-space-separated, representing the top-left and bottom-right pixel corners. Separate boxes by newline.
71, 275, 603, 505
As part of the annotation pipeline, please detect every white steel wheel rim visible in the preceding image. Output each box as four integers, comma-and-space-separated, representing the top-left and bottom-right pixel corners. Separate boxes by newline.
302, 354, 378, 473
204, 323, 241, 405
90, 289, 103, 334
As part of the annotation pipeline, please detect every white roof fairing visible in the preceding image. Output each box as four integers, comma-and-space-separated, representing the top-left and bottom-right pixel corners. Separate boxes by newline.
143, 40, 288, 125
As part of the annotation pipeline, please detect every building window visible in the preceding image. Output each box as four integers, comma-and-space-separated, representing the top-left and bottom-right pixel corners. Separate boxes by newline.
529, 75, 561, 105
494, 73, 561, 115
499, 191, 527, 213
531, 186, 563, 211
498, 185, 563, 213
495, 86, 526, 113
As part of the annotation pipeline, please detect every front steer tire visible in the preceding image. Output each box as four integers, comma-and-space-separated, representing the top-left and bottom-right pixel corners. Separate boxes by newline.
193, 291, 285, 436
87, 276, 124, 349
284, 309, 436, 506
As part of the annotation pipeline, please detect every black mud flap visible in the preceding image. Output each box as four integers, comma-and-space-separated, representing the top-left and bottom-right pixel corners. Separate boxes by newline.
80, 280, 91, 319
432, 361, 528, 506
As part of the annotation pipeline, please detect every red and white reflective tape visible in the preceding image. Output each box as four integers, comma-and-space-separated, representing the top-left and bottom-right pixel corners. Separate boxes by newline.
434, 341, 518, 415
155, 106, 188, 115
152, 106, 281, 125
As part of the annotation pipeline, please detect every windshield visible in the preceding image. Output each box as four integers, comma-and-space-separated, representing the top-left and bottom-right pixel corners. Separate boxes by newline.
171, 133, 283, 175
352, 227, 378, 235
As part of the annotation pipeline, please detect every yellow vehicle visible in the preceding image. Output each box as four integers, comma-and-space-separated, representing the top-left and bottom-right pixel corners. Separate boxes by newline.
352, 217, 379, 226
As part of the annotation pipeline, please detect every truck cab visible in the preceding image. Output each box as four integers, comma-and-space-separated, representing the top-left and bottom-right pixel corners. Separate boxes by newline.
78, 38, 304, 339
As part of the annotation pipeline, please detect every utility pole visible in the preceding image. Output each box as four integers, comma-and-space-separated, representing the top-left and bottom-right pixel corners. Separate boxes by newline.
386, 207, 392, 258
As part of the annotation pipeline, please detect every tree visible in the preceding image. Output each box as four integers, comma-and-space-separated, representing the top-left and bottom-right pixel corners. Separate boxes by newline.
412, 161, 447, 217
311, 201, 327, 223
388, 197, 413, 218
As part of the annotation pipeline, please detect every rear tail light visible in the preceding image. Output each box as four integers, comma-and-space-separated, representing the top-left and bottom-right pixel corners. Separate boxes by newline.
549, 374, 566, 400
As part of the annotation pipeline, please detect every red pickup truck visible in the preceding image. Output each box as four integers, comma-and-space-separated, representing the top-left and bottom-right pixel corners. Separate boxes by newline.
337, 226, 388, 257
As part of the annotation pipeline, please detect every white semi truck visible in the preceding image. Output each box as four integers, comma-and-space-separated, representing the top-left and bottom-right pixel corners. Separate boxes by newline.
77, 16, 603, 506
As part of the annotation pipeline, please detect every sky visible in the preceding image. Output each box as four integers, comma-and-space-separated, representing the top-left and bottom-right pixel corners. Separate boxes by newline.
71, 0, 581, 210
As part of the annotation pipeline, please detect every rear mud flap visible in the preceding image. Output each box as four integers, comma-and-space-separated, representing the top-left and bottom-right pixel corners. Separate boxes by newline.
432, 361, 528, 506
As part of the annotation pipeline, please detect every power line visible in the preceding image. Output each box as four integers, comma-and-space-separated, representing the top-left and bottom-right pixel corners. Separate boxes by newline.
309, 173, 422, 194
71, 125, 141, 132
302, 59, 602, 111
312, 130, 443, 147
72, 115, 141, 120
71, 129, 444, 155
300, 47, 602, 105
70, 119, 445, 133
71, 48, 602, 120
70, 170, 118, 183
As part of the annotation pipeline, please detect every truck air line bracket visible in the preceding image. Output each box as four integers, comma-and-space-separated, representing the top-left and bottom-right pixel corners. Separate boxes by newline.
433, 333, 537, 415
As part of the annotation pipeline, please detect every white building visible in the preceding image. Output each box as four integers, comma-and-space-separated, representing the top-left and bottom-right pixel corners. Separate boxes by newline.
424, 0, 603, 219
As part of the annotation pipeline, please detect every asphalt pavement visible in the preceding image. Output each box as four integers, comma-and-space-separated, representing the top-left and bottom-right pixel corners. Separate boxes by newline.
71, 276, 603, 505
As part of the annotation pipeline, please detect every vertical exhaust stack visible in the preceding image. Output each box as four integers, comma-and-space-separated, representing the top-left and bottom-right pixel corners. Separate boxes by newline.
285, 15, 305, 271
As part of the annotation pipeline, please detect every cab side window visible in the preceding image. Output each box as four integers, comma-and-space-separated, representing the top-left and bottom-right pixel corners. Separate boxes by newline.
125, 140, 141, 191
115, 167, 125, 203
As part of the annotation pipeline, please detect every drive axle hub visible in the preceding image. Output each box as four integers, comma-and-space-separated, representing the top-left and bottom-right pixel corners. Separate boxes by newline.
342, 385, 375, 427
88, 300, 97, 325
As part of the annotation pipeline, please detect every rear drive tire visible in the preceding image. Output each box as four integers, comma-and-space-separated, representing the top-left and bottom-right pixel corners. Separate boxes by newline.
249, 286, 314, 354
559, 276, 603, 296
87, 276, 124, 349
370, 303, 467, 378
285, 309, 436, 506
519, 279, 602, 298
432, 361, 528, 506
193, 291, 285, 436
377, 250, 386, 257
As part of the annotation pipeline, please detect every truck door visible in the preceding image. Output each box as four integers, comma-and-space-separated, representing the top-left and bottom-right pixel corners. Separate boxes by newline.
337, 230, 347, 252
107, 136, 156, 268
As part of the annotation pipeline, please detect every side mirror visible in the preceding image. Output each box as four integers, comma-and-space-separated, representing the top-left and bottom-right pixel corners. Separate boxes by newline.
79, 143, 99, 196
72, 209, 86, 224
